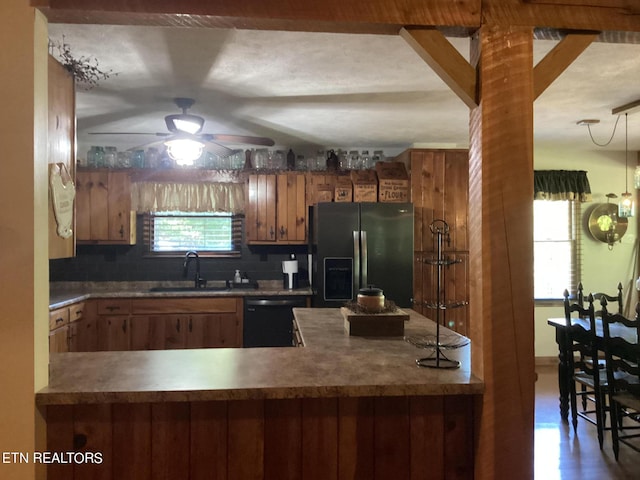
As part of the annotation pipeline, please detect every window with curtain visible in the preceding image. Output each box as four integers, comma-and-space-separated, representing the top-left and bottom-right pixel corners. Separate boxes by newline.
144, 212, 243, 258
533, 170, 589, 301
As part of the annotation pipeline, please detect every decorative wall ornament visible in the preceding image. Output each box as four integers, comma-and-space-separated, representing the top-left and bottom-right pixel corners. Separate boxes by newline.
49, 163, 76, 239
587, 200, 628, 251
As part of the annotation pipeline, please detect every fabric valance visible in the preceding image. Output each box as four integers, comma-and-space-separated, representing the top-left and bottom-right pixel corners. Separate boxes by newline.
131, 182, 245, 214
534, 170, 592, 202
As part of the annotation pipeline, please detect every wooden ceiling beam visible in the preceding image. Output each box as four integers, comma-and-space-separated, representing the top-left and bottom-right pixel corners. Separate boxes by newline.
400, 27, 478, 109
484, 0, 640, 32
533, 32, 598, 100
34, 0, 481, 29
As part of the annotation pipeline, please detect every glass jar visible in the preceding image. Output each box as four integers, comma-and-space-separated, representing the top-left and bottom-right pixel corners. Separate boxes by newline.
372, 150, 385, 166
117, 151, 131, 168
337, 149, 348, 170
347, 150, 359, 170
253, 149, 269, 170
315, 149, 326, 170
145, 147, 160, 169
360, 150, 370, 169
93, 146, 105, 168
131, 150, 145, 169
86, 146, 97, 168
296, 154, 306, 171
104, 146, 117, 168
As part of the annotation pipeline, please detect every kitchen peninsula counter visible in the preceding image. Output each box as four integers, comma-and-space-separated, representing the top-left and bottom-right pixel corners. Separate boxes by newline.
39, 308, 481, 480
37, 308, 481, 405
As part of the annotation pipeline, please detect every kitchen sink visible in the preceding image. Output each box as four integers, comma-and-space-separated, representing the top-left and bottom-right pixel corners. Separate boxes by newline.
148, 286, 230, 293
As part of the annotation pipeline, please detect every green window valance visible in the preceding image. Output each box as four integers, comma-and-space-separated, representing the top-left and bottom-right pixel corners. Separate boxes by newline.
534, 170, 592, 202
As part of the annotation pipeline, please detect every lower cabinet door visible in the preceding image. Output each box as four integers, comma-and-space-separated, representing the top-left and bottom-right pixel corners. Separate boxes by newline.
187, 314, 241, 348
49, 326, 69, 353
96, 316, 130, 351
68, 317, 98, 352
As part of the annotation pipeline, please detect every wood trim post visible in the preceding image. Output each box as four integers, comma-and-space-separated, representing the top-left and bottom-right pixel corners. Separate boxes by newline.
468, 25, 536, 480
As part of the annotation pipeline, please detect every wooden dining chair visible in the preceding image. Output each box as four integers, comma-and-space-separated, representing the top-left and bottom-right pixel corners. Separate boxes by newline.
563, 290, 608, 448
577, 281, 623, 313
600, 297, 640, 460
575, 282, 623, 412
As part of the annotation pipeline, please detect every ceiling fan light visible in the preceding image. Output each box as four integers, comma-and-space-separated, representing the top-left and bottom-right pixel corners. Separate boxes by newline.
165, 138, 205, 166
165, 114, 204, 134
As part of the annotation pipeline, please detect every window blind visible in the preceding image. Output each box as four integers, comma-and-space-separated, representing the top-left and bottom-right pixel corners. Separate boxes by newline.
143, 213, 242, 258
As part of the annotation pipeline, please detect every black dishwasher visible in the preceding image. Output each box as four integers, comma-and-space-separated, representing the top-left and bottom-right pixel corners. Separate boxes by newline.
243, 296, 307, 347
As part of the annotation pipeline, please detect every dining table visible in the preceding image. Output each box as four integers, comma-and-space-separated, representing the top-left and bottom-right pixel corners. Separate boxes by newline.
546, 316, 637, 422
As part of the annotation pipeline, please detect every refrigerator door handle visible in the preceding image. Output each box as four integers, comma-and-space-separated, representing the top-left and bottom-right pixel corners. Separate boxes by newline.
353, 230, 360, 290
361, 230, 368, 287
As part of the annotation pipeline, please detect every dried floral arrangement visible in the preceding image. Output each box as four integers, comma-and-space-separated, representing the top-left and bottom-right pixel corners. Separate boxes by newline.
49, 36, 117, 90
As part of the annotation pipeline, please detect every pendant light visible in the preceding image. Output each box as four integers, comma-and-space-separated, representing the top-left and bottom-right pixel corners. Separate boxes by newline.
619, 113, 634, 218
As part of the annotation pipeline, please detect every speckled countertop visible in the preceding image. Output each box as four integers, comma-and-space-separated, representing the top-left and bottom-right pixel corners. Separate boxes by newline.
49, 281, 313, 309
36, 308, 482, 405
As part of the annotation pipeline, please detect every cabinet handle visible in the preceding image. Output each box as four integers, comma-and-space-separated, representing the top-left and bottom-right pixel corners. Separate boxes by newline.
269, 226, 275, 238
55, 317, 64, 324
119, 225, 124, 238
279, 226, 286, 238
188, 318, 192, 333
122, 319, 127, 333
176, 319, 180, 332
106, 305, 120, 312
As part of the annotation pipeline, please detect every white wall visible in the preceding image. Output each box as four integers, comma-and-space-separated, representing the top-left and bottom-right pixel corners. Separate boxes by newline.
534, 144, 638, 357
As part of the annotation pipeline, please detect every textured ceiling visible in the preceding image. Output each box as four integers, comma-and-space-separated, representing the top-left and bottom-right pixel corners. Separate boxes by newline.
48, 23, 640, 158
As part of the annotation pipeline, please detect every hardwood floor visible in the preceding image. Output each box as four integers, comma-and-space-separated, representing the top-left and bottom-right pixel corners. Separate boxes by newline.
535, 365, 638, 480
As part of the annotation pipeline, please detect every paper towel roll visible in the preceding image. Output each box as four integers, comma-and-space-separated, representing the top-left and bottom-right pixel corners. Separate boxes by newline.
282, 260, 298, 274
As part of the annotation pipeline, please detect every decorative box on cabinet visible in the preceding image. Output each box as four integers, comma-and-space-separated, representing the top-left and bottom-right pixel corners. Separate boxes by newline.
48, 55, 76, 259
394, 148, 470, 335
246, 172, 306, 244
75, 170, 136, 245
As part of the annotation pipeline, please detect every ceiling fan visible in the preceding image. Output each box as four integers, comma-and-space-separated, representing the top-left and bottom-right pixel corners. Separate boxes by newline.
89, 97, 275, 163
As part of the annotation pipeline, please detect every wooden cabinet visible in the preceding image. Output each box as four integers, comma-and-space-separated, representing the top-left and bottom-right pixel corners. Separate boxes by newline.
68, 301, 97, 352
49, 301, 89, 354
246, 173, 306, 244
95, 299, 131, 351
75, 170, 136, 245
395, 148, 470, 335
130, 297, 243, 349
90, 297, 243, 351
48, 55, 76, 260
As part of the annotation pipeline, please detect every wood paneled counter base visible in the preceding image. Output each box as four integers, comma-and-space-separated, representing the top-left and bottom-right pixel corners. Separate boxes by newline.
39, 309, 482, 480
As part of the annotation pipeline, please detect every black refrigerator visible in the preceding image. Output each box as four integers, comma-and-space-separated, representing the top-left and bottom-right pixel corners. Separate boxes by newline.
310, 202, 414, 308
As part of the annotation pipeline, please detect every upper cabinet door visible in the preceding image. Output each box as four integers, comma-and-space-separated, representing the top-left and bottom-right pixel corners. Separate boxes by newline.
76, 170, 135, 245
48, 55, 76, 259
403, 149, 469, 253
277, 173, 306, 243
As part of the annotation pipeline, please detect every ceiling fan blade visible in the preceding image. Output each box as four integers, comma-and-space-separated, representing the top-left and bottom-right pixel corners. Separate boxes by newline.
203, 134, 275, 147
203, 140, 235, 158
126, 139, 167, 152
88, 132, 170, 137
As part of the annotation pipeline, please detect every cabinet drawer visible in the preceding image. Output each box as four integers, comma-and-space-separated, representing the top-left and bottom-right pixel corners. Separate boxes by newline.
69, 302, 85, 323
130, 297, 239, 314
49, 307, 70, 330
97, 299, 132, 315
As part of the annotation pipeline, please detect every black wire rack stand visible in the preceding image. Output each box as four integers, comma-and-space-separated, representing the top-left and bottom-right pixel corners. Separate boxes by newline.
406, 219, 469, 369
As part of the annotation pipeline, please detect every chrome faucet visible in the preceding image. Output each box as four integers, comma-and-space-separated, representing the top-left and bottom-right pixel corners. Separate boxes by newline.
183, 250, 206, 288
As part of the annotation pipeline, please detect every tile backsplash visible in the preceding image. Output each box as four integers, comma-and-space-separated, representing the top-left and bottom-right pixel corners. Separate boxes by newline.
50, 216, 309, 284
